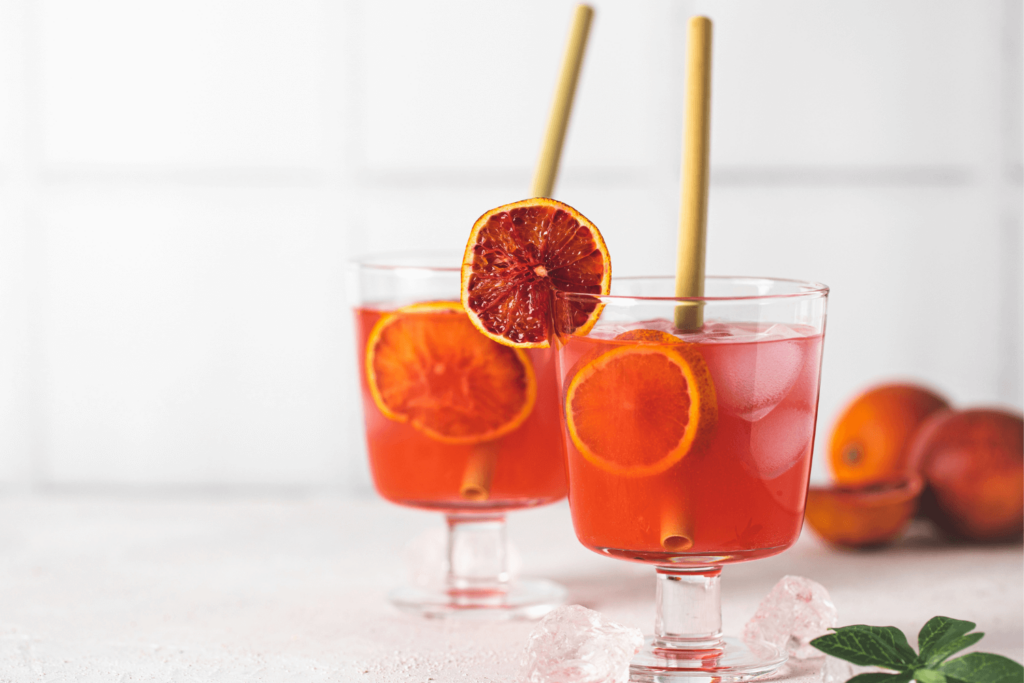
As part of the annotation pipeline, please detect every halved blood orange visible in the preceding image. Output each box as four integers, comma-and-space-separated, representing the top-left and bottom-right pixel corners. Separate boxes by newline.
461, 198, 611, 349
564, 332, 717, 477
365, 301, 536, 444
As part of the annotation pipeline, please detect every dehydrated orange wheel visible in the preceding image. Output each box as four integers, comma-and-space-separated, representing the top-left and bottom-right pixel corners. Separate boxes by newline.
564, 333, 717, 477
365, 301, 536, 444
461, 198, 611, 349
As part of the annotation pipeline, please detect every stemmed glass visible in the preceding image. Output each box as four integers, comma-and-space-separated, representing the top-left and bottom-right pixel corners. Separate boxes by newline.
350, 252, 567, 618
551, 276, 828, 680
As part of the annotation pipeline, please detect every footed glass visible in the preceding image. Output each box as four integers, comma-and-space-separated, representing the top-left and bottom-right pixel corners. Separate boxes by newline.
350, 252, 566, 619
552, 276, 828, 679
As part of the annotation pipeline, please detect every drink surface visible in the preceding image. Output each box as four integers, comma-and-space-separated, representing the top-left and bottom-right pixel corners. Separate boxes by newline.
556, 319, 824, 565
356, 306, 567, 513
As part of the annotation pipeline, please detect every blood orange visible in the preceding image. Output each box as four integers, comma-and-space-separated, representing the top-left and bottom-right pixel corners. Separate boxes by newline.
365, 301, 536, 444
461, 198, 611, 349
564, 330, 717, 477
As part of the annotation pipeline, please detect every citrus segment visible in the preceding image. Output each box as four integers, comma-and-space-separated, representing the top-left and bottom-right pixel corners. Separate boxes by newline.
461, 198, 611, 348
365, 301, 536, 444
564, 336, 717, 477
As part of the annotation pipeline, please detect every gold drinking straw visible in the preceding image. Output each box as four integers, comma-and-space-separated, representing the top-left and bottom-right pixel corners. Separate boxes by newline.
460, 441, 500, 501
530, 4, 595, 198
459, 4, 594, 500
661, 497, 694, 551
662, 16, 714, 549
673, 16, 713, 332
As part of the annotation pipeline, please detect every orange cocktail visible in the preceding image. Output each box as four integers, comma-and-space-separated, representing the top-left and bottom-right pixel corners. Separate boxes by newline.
355, 304, 565, 511
551, 275, 828, 680
350, 253, 573, 619
559, 319, 823, 563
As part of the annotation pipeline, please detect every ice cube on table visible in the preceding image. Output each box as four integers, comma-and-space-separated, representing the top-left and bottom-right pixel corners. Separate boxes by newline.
713, 339, 805, 421
741, 404, 815, 480
521, 605, 643, 683
743, 576, 838, 660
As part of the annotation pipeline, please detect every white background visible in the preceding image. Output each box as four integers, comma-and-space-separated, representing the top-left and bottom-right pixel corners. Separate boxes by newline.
0, 0, 1020, 493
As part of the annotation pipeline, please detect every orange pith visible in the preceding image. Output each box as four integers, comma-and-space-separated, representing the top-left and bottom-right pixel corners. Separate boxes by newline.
461, 198, 611, 349
564, 330, 717, 477
365, 301, 536, 444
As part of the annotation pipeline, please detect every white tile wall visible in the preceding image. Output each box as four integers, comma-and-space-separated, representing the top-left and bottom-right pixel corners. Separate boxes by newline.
38, 186, 351, 485
38, 0, 329, 169
695, 0, 1003, 169
0, 0, 1019, 492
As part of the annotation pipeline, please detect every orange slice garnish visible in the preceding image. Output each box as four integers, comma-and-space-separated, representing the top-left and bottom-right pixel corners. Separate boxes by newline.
564, 330, 717, 476
365, 301, 536, 444
461, 198, 611, 349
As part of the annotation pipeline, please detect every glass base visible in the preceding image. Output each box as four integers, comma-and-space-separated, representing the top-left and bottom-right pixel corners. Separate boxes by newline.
630, 636, 787, 682
389, 578, 566, 620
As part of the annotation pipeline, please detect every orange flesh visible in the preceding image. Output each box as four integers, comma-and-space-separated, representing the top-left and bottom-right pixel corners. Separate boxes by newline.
367, 303, 535, 444
463, 201, 609, 347
570, 352, 693, 471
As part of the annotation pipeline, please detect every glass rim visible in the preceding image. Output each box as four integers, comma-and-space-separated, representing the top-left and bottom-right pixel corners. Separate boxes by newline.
554, 275, 829, 303
349, 251, 462, 273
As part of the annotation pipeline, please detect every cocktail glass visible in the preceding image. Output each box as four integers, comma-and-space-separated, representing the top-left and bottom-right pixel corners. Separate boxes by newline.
350, 252, 567, 618
552, 275, 828, 680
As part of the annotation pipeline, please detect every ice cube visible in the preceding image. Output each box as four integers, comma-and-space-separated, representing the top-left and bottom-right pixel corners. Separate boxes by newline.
521, 605, 643, 683
759, 323, 805, 341
741, 404, 815, 480
743, 576, 837, 660
713, 339, 805, 421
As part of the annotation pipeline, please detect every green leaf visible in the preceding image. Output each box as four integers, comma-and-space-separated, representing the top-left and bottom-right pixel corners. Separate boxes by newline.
845, 625, 919, 666
939, 653, 1024, 683
812, 626, 916, 670
915, 669, 947, 683
926, 634, 986, 667
919, 618, 979, 662
848, 673, 914, 683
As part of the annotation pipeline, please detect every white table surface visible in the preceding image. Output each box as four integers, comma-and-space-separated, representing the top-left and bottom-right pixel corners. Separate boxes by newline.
0, 494, 1020, 682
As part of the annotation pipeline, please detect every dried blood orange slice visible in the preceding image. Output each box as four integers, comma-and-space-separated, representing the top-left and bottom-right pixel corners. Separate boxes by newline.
365, 301, 536, 444
461, 198, 611, 348
564, 332, 717, 477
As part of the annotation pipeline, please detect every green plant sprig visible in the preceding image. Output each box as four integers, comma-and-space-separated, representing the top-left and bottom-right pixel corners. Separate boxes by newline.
811, 616, 1023, 683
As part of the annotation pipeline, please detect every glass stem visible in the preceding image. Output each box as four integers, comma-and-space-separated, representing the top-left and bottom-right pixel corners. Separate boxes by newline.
653, 566, 724, 651
445, 513, 510, 593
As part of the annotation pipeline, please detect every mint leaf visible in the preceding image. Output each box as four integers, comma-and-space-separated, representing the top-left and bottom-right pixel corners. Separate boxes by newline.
925, 634, 986, 667
844, 625, 918, 666
939, 653, 1024, 683
812, 626, 915, 670
920, 618, 979, 662
849, 673, 914, 683
915, 668, 947, 683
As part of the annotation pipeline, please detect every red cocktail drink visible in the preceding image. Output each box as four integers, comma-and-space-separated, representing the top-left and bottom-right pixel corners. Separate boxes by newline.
350, 254, 569, 619
552, 276, 828, 680
558, 320, 823, 563
355, 305, 566, 512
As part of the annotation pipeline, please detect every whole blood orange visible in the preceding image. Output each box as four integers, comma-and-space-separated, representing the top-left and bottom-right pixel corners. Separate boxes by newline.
365, 301, 536, 444
461, 198, 611, 348
564, 331, 717, 477
908, 408, 1024, 542
828, 383, 949, 486
804, 477, 922, 549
